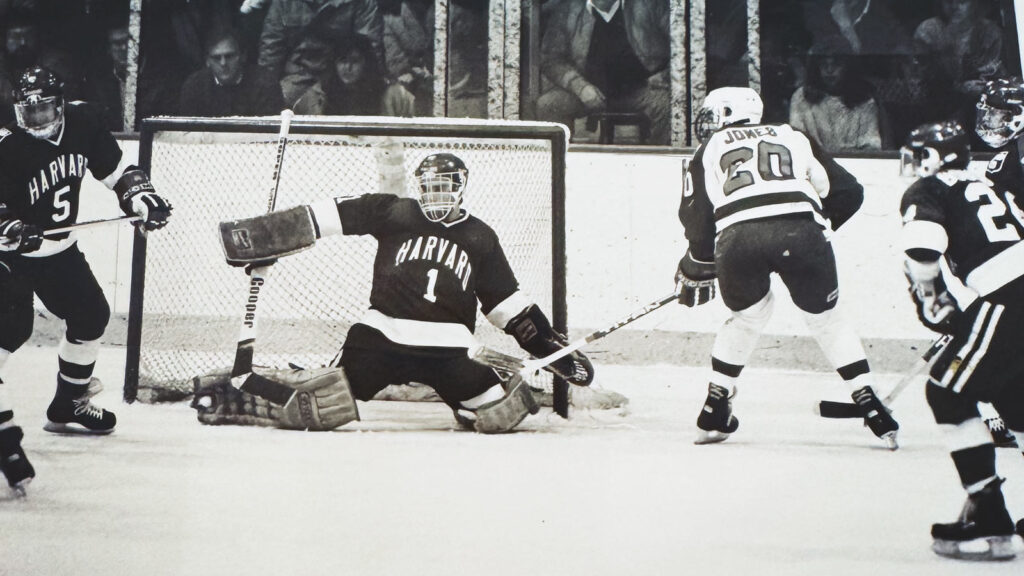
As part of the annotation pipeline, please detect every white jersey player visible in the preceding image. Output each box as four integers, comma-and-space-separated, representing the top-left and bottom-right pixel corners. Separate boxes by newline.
675, 86, 897, 448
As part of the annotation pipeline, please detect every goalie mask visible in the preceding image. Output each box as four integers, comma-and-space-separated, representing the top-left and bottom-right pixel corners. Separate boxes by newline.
900, 121, 971, 178
13, 67, 65, 140
975, 77, 1024, 148
414, 153, 468, 222
694, 87, 763, 143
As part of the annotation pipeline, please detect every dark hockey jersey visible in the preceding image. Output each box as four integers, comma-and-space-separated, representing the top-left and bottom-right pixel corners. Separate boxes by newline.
0, 102, 125, 254
900, 170, 1024, 302
335, 193, 520, 333
983, 139, 1024, 209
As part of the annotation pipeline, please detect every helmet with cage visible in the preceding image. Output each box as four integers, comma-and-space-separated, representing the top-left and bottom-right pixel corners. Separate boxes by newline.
12, 66, 65, 140
694, 87, 763, 143
414, 153, 469, 222
975, 77, 1024, 148
900, 121, 971, 178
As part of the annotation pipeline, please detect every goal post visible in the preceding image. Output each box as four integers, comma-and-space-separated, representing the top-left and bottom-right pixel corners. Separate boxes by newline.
124, 115, 571, 416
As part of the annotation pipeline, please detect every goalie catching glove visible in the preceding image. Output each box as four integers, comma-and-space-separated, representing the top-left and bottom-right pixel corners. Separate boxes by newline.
675, 250, 716, 307
192, 365, 359, 431
115, 168, 172, 231
904, 258, 958, 334
504, 304, 594, 386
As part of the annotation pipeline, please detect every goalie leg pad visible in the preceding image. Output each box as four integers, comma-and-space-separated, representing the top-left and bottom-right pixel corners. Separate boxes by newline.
250, 366, 359, 431
473, 375, 539, 434
219, 205, 317, 266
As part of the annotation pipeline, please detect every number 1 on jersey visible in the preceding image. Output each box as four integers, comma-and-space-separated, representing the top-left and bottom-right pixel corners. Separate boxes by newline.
423, 268, 439, 302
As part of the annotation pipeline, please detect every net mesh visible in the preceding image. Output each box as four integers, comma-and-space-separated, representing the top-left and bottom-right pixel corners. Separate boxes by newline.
132, 118, 559, 403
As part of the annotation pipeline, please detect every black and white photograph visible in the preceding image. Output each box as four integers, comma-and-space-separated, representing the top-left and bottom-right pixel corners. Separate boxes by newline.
3, 1, 1024, 574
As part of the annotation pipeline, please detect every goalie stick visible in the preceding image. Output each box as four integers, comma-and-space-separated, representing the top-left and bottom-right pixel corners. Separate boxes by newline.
470, 290, 680, 377
42, 215, 142, 237
230, 110, 294, 388
815, 333, 953, 419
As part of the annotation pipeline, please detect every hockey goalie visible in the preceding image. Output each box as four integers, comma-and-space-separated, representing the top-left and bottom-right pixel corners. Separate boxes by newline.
195, 152, 593, 433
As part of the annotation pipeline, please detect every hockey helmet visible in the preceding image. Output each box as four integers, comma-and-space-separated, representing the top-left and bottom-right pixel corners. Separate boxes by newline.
13, 66, 65, 140
414, 153, 468, 222
694, 87, 763, 143
975, 77, 1024, 148
900, 121, 971, 178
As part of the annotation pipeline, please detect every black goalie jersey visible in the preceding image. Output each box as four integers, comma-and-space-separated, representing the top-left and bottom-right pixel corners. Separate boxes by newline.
0, 102, 125, 254
336, 193, 519, 333
901, 170, 1024, 303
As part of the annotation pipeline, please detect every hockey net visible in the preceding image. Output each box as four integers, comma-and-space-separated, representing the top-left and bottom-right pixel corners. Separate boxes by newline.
125, 116, 588, 414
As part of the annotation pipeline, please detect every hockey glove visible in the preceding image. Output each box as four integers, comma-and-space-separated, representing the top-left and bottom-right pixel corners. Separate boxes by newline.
0, 219, 43, 253
675, 250, 716, 307
116, 168, 172, 231
905, 264, 957, 334
505, 304, 594, 386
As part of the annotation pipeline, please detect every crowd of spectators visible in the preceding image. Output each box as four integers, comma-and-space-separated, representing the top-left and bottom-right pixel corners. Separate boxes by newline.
757, 0, 1020, 151
1, 0, 1022, 152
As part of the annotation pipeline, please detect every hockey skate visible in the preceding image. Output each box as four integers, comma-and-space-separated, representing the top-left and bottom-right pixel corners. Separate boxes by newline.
0, 426, 34, 497
695, 383, 739, 445
851, 386, 899, 450
932, 478, 1017, 561
984, 417, 1018, 449
44, 378, 116, 435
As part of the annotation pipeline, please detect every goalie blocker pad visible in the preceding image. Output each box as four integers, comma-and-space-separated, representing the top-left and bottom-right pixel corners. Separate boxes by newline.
219, 205, 318, 266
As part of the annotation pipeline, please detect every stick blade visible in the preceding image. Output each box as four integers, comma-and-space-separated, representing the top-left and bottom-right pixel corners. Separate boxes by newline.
468, 345, 525, 376
815, 400, 862, 419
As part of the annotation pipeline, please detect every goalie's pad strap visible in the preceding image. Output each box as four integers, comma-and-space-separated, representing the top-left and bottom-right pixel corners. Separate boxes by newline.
219, 205, 317, 265
473, 376, 539, 434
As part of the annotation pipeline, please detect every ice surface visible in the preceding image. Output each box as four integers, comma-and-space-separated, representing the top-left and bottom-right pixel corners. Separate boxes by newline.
3, 346, 1023, 576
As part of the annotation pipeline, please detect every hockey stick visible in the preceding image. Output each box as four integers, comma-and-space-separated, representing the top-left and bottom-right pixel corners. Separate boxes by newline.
815, 333, 953, 419
470, 291, 680, 377
229, 110, 294, 389
42, 215, 142, 237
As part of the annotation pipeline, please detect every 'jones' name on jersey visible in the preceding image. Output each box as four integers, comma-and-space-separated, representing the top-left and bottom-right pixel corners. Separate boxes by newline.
394, 234, 473, 290
720, 126, 779, 145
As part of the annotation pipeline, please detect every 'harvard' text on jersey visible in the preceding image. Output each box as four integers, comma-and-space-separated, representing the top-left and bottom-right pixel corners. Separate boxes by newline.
335, 193, 519, 332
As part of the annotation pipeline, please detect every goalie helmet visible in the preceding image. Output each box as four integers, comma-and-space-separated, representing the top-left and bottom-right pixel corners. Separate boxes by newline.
900, 121, 971, 178
414, 153, 468, 222
694, 86, 763, 143
12, 66, 65, 140
975, 77, 1024, 148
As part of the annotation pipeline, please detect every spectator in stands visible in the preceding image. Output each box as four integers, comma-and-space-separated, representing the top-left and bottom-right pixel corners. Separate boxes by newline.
789, 36, 883, 151
179, 28, 284, 117
380, 0, 433, 116
83, 22, 130, 132
292, 34, 414, 117
257, 0, 384, 105
536, 0, 670, 145
914, 0, 1005, 134
1, 13, 82, 123
448, 0, 488, 118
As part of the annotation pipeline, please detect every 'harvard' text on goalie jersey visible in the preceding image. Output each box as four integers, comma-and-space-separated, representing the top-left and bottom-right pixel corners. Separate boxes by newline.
0, 102, 130, 257
680, 123, 863, 261
333, 193, 519, 347
901, 170, 1024, 304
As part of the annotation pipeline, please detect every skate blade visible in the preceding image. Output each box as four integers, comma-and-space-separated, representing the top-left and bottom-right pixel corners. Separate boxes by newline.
932, 535, 1017, 561
881, 431, 898, 451
9, 477, 31, 498
694, 429, 731, 445
43, 421, 114, 435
